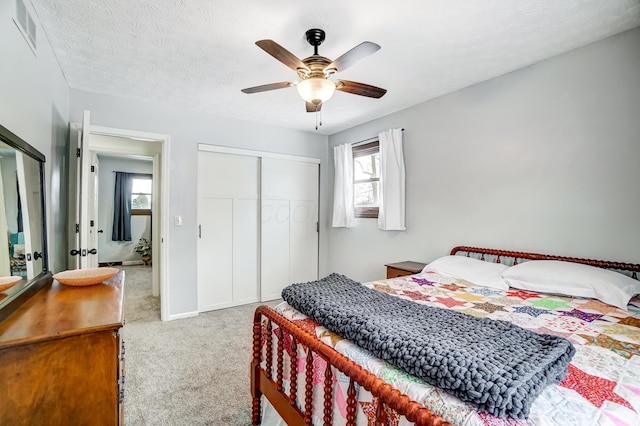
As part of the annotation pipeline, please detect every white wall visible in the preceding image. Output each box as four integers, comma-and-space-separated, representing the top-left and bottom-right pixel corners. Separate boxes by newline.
328, 28, 640, 282
69, 91, 328, 317
97, 155, 153, 263
0, 0, 70, 273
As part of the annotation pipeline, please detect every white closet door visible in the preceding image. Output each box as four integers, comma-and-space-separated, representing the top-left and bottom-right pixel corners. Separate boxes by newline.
198, 198, 233, 311
233, 198, 260, 305
261, 158, 319, 301
261, 199, 290, 301
197, 152, 259, 312
289, 200, 318, 283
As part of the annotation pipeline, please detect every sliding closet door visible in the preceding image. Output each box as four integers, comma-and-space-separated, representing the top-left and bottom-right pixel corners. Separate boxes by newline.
261, 158, 319, 301
197, 152, 259, 312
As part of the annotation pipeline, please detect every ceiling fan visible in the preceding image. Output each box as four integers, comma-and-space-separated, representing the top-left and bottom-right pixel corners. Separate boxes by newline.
241, 29, 387, 115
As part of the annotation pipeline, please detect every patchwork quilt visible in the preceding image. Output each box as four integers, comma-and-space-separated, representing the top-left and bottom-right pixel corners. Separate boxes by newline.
265, 270, 640, 426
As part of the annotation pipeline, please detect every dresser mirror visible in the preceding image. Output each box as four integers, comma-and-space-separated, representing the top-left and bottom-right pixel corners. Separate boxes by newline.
0, 125, 51, 323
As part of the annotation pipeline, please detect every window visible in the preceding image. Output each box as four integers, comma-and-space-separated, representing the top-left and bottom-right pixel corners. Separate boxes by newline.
131, 175, 152, 215
353, 141, 380, 218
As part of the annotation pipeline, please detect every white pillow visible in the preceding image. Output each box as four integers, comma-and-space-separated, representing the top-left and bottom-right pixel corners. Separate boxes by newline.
422, 255, 509, 290
501, 260, 640, 310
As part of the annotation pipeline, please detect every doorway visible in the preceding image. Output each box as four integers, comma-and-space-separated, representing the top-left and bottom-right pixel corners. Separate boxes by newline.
69, 115, 170, 320
96, 153, 153, 263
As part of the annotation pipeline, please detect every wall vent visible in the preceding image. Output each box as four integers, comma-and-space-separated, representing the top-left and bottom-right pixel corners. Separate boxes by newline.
14, 0, 37, 54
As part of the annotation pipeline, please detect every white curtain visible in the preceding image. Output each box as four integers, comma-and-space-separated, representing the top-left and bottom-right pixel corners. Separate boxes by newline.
332, 143, 355, 228
378, 128, 406, 230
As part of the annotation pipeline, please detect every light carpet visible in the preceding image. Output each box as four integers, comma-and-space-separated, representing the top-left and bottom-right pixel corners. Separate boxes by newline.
121, 265, 279, 425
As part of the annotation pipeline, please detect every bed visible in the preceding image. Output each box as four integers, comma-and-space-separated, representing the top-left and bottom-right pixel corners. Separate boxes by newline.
251, 246, 640, 425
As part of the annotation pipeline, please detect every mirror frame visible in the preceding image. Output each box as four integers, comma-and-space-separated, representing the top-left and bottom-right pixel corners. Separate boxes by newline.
0, 124, 52, 323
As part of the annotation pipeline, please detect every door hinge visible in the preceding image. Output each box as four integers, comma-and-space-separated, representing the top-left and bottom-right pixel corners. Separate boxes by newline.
76, 148, 81, 158
75, 223, 80, 233
316, 222, 319, 233
90, 220, 94, 227
90, 165, 95, 173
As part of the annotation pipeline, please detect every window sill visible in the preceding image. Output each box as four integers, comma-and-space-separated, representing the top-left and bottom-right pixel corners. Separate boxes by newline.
355, 207, 379, 219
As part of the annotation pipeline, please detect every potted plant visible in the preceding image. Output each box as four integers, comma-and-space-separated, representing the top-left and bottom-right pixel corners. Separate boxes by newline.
134, 238, 152, 265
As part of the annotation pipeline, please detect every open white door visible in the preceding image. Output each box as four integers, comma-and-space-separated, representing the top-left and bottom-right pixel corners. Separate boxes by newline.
68, 127, 80, 269
86, 151, 99, 268
68, 110, 95, 269
78, 111, 92, 268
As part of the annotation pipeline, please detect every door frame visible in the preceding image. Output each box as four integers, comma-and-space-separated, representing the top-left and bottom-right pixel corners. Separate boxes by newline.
71, 122, 171, 321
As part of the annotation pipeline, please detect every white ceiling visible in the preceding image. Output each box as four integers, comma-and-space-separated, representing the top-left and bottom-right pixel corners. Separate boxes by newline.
31, 0, 640, 135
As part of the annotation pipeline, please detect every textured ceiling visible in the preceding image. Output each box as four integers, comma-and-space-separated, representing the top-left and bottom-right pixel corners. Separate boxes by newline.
31, 0, 640, 135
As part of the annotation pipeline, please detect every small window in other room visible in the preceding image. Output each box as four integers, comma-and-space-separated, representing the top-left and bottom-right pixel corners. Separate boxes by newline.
131, 175, 152, 216
353, 141, 379, 218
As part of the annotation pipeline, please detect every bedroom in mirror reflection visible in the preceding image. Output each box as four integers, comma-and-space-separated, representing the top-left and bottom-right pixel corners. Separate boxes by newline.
0, 141, 44, 293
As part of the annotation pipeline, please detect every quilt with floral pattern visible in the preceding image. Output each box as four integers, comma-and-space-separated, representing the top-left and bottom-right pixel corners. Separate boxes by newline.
267, 270, 640, 426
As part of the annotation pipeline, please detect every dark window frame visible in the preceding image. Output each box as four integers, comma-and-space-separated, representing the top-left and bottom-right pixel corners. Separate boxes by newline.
353, 141, 380, 219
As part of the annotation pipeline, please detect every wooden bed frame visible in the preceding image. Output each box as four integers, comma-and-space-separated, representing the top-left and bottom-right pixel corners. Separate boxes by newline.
251, 246, 640, 425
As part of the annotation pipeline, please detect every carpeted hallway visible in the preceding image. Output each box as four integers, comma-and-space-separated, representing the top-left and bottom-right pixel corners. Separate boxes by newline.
121, 265, 278, 425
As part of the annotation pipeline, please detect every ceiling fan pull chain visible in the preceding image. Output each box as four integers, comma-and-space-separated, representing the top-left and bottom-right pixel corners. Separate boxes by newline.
315, 104, 323, 130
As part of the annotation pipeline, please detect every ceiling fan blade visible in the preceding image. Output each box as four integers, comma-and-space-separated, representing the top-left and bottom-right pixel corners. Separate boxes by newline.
336, 80, 387, 98
306, 102, 322, 113
241, 82, 293, 94
256, 40, 310, 73
324, 42, 381, 73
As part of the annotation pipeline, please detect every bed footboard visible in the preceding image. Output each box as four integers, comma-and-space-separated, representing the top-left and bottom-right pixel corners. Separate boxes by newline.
252, 305, 448, 426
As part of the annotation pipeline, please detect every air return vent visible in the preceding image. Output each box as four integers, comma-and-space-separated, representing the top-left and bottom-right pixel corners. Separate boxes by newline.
14, 0, 37, 54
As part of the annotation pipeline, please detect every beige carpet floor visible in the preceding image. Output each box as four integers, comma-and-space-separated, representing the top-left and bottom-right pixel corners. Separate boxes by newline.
121, 265, 279, 425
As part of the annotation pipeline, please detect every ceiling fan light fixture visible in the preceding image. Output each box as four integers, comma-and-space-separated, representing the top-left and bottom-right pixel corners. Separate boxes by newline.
296, 77, 336, 105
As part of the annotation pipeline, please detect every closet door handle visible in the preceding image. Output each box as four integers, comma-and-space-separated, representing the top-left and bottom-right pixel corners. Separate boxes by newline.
198, 225, 202, 238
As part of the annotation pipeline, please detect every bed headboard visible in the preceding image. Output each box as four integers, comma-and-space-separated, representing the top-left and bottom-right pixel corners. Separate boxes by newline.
450, 246, 640, 280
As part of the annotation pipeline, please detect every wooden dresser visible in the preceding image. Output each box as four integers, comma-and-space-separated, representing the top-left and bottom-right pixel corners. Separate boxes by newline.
0, 271, 125, 425
385, 261, 427, 278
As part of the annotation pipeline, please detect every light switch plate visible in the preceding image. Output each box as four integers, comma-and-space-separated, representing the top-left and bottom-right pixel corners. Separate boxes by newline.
174, 215, 183, 227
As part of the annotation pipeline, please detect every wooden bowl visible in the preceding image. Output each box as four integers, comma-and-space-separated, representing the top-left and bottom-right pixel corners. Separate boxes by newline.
0, 276, 22, 292
53, 267, 119, 286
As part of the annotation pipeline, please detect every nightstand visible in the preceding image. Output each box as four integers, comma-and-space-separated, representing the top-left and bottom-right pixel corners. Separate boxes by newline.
385, 261, 427, 279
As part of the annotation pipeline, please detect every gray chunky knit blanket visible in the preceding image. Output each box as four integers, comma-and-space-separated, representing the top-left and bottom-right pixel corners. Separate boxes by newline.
281, 273, 575, 419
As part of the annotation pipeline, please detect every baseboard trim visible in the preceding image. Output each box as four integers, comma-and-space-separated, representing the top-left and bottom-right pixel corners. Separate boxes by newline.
99, 260, 146, 267
99, 261, 123, 267
167, 311, 199, 321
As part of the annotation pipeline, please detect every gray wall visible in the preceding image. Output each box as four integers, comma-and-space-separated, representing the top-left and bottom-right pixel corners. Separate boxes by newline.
328, 28, 640, 282
97, 156, 153, 263
69, 91, 329, 317
0, 0, 70, 273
